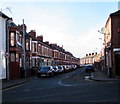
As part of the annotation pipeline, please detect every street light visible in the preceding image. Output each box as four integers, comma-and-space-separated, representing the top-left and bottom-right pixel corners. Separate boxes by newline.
98, 27, 109, 72
22, 19, 26, 77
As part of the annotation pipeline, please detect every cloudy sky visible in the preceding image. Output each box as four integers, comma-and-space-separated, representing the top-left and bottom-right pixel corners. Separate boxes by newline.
0, 0, 118, 58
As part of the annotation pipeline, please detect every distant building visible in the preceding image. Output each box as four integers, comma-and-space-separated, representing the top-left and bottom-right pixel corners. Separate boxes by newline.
80, 52, 101, 65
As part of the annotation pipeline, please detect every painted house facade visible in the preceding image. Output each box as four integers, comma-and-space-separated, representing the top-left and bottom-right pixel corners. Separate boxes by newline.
0, 12, 9, 79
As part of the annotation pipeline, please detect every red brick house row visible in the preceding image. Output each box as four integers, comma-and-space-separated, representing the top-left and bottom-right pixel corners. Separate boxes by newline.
5, 17, 79, 80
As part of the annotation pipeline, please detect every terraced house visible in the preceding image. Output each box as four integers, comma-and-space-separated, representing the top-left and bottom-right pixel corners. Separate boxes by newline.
102, 10, 120, 77
1, 12, 79, 80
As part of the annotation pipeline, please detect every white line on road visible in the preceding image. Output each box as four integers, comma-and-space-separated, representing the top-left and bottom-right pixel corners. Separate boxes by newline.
58, 71, 78, 87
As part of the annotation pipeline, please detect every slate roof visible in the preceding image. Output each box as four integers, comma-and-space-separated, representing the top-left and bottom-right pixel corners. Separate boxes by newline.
8, 22, 17, 28
110, 10, 120, 16
0, 11, 10, 19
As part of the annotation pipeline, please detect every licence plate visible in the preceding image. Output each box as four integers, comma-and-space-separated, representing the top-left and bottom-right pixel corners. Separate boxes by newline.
41, 74, 46, 76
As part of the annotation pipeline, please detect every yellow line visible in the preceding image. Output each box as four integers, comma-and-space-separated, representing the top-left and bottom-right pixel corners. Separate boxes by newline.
2, 82, 29, 92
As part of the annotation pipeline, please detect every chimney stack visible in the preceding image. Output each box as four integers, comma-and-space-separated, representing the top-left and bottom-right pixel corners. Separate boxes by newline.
17, 24, 27, 31
89, 53, 91, 56
45, 41, 49, 44
92, 53, 94, 56
37, 35, 43, 42
29, 30, 36, 38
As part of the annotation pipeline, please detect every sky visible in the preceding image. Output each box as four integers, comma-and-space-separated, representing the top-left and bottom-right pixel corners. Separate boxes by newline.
0, 0, 119, 58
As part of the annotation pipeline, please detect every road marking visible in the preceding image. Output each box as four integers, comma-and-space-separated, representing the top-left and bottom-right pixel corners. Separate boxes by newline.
58, 71, 78, 87
58, 81, 77, 87
2, 82, 28, 92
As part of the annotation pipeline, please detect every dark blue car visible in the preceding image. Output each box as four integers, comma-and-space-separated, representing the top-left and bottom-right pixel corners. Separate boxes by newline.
37, 66, 55, 77
84, 64, 95, 73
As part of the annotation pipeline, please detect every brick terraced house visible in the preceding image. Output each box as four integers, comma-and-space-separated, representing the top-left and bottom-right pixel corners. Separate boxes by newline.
1, 12, 79, 80
103, 10, 120, 77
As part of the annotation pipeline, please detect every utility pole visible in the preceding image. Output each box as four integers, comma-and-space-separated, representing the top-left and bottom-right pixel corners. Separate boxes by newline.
23, 19, 26, 77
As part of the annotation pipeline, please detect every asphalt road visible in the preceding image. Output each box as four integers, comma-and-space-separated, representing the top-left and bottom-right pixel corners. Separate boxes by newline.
2, 68, 120, 103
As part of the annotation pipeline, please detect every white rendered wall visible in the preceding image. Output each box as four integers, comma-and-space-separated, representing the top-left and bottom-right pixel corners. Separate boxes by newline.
0, 16, 6, 79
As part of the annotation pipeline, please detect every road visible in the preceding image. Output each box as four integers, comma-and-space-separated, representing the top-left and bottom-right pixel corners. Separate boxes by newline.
2, 68, 120, 102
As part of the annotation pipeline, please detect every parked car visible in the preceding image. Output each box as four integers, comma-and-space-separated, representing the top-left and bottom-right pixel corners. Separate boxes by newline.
62, 65, 68, 72
37, 66, 55, 77
84, 64, 95, 73
52, 66, 59, 74
71, 65, 77, 70
57, 66, 64, 73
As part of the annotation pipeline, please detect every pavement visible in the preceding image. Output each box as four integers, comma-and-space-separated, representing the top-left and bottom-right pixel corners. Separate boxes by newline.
2, 76, 38, 90
90, 69, 120, 82
2, 68, 120, 90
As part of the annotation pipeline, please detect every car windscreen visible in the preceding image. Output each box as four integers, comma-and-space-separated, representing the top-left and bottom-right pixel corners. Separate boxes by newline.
87, 66, 93, 67
40, 67, 50, 71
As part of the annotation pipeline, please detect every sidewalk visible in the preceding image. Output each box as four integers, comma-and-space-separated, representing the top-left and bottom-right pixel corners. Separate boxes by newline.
2, 76, 38, 90
90, 69, 120, 82
61, 68, 120, 84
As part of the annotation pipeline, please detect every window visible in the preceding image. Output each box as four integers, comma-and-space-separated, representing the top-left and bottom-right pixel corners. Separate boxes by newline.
10, 53, 15, 62
30, 39, 32, 51
10, 32, 15, 46
17, 32, 22, 44
16, 54, 19, 62
32, 43, 34, 52
35, 43, 37, 52
32, 59, 35, 67
26, 41, 29, 50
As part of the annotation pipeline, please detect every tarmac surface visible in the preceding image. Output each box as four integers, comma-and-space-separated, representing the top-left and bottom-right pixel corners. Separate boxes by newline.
2, 68, 120, 90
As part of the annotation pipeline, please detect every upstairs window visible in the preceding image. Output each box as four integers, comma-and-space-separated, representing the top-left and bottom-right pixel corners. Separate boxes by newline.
26, 41, 29, 50
10, 32, 15, 46
16, 54, 19, 62
10, 53, 15, 62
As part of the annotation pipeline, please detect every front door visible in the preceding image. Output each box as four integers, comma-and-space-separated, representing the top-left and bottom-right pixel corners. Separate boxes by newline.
115, 52, 120, 76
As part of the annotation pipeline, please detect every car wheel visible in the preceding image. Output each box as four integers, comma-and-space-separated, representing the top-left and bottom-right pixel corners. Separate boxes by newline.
37, 74, 41, 78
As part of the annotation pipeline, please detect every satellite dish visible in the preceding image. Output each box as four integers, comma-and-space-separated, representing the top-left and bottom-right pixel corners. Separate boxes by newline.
101, 27, 106, 34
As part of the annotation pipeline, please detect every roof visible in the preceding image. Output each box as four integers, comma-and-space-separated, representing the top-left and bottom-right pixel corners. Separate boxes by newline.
0, 11, 10, 19
25, 32, 31, 37
8, 22, 17, 28
110, 10, 120, 16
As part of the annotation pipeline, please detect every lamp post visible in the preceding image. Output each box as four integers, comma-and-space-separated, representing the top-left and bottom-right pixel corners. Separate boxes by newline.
98, 27, 108, 73
6, 18, 13, 80
22, 19, 26, 77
